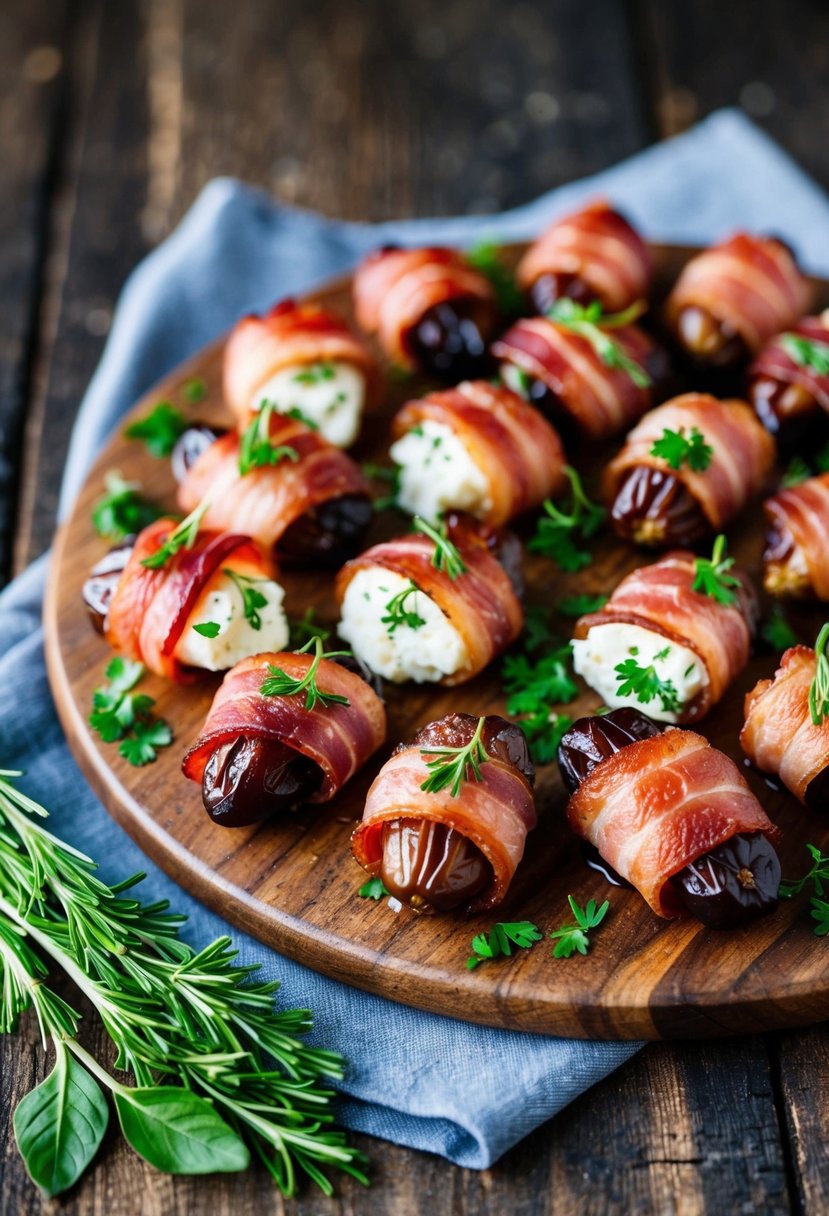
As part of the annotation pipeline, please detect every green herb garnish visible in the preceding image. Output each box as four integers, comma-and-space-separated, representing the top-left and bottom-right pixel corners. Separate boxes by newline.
692, 534, 740, 605
556, 593, 609, 618
239, 402, 300, 476
260, 636, 351, 710
361, 462, 402, 512
381, 580, 426, 635
614, 650, 682, 716
808, 623, 829, 726
528, 466, 606, 571
192, 621, 221, 638
223, 568, 269, 630
183, 377, 207, 403
413, 515, 467, 580
548, 298, 651, 387
124, 402, 188, 457
88, 659, 172, 766
358, 877, 389, 901
91, 471, 161, 541
522, 605, 555, 651
292, 362, 335, 385
779, 843, 829, 936
419, 715, 488, 797
649, 425, 713, 472
288, 608, 331, 649
140, 502, 210, 569
781, 456, 812, 488
761, 605, 800, 652
780, 333, 829, 375
466, 921, 542, 970
549, 896, 610, 958
285, 405, 320, 430
466, 240, 524, 316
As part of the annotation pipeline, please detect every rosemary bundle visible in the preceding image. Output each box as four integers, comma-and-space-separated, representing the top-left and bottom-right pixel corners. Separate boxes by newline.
0, 770, 367, 1197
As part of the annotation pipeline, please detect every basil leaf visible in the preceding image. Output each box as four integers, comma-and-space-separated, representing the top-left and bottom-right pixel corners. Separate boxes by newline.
13, 1048, 109, 1196
114, 1086, 249, 1174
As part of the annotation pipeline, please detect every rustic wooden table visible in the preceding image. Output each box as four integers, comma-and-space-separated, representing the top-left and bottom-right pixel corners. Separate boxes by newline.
2, 1, 829, 1211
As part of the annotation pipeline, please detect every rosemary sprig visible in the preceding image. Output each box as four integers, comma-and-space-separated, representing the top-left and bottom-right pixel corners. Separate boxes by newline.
140, 502, 210, 570
412, 516, 467, 580
808, 623, 829, 726
419, 716, 488, 797
548, 299, 651, 388
239, 402, 300, 476
260, 637, 351, 710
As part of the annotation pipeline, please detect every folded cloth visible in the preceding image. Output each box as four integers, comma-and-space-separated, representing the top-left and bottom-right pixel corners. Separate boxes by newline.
3, 108, 829, 1171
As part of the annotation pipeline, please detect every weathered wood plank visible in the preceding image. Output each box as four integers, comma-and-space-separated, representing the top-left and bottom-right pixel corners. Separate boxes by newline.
774, 1026, 829, 1214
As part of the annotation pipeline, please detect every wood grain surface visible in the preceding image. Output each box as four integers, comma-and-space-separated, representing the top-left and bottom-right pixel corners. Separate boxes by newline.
45, 244, 829, 1041
5, 0, 829, 1211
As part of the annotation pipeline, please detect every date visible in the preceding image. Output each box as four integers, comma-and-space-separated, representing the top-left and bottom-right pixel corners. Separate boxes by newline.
610, 465, 709, 548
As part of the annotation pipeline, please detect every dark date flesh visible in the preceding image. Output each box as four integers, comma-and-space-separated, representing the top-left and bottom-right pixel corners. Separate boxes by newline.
202, 735, 322, 827
763, 523, 811, 598
379, 713, 534, 912
529, 270, 597, 315
171, 424, 226, 482
610, 466, 710, 548
82, 539, 135, 632
406, 300, 493, 381
557, 709, 781, 928
278, 492, 373, 567
805, 766, 829, 814
674, 305, 749, 369
749, 376, 819, 442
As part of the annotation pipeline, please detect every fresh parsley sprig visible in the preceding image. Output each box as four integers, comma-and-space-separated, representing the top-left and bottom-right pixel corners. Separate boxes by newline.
466, 240, 524, 316
614, 647, 683, 716
419, 715, 488, 797
124, 402, 188, 457
556, 593, 609, 618
361, 462, 402, 512
413, 516, 467, 580
91, 471, 161, 542
528, 466, 606, 572
761, 605, 800, 652
549, 896, 610, 958
649, 425, 713, 472
223, 567, 269, 630
548, 298, 651, 388
381, 581, 426, 635
358, 877, 389, 901
779, 843, 829, 936
780, 333, 829, 375
781, 456, 812, 488
260, 636, 351, 710
183, 376, 206, 403
808, 623, 829, 726
239, 402, 300, 476
692, 534, 741, 606
140, 502, 210, 570
88, 659, 172, 766
466, 922, 542, 970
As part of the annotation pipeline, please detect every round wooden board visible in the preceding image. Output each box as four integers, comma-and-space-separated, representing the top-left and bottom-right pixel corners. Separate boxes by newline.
45, 244, 829, 1041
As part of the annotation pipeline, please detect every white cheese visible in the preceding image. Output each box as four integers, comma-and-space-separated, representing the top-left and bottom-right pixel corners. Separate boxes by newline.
337, 567, 467, 683
571, 622, 708, 724
175, 568, 289, 671
252, 361, 365, 448
389, 420, 491, 524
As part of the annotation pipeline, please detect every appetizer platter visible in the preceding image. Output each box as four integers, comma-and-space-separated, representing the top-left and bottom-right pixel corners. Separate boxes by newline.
45, 206, 829, 1039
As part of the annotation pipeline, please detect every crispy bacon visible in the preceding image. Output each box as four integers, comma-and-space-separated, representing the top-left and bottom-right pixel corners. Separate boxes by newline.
352, 246, 497, 368
763, 473, 829, 601
567, 729, 780, 917
223, 298, 380, 430
574, 550, 756, 722
666, 233, 812, 353
335, 517, 523, 685
605, 392, 775, 532
491, 315, 657, 439
106, 520, 275, 682
749, 315, 829, 414
177, 414, 369, 551
392, 380, 566, 525
517, 199, 652, 311
182, 652, 387, 800
741, 646, 829, 804
351, 744, 536, 912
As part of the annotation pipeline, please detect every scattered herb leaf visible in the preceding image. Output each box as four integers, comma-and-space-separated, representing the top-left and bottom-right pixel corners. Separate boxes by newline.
223, 568, 269, 630
556, 593, 609, 618
780, 333, 829, 375
761, 605, 800, 652
192, 621, 221, 638
288, 608, 331, 649
292, 362, 335, 386
361, 462, 402, 512
781, 456, 812, 488
124, 402, 188, 457
88, 659, 172, 766
614, 652, 682, 716
358, 877, 389, 901
466, 921, 542, 970
381, 580, 426, 635
528, 466, 606, 571
412, 516, 467, 580
92, 471, 161, 542
239, 402, 300, 476
183, 377, 207, 404
548, 896, 610, 958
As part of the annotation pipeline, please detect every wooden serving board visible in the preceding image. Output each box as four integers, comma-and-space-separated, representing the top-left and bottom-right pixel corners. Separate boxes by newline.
45, 245, 829, 1040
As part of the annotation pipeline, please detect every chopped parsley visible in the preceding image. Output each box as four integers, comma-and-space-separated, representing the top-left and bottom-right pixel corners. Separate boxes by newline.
614, 648, 683, 716
358, 877, 390, 901
466, 921, 542, 970
223, 568, 269, 630
192, 621, 221, 638
292, 362, 336, 385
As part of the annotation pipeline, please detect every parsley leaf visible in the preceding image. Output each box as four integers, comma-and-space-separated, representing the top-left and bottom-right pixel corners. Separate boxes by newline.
420, 716, 488, 797
124, 402, 188, 457
89, 659, 172, 765
260, 636, 351, 710
761, 605, 800, 652
183, 377, 207, 403
780, 333, 829, 376
649, 425, 713, 472
222, 568, 269, 630
522, 605, 555, 652
285, 405, 320, 430
193, 621, 221, 638
548, 298, 651, 388
140, 502, 210, 570
466, 240, 524, 316
413, 516, 467, 580
780, 843, 829, 937
549, 896, 610, 958
292, 362, 335, 385
92, 471, 161, 542
614, 651, 682, 715
808, 623, 829, 726
466, 921, 542, 970
119, 719, 173, 767
381, 580, 426, 635
692, 534, 741, 606
502, 640, 578, 764
358, 877, 390, 901
528, 466, 606, 572
556, 593, 608, 618
239, 401, 300, 476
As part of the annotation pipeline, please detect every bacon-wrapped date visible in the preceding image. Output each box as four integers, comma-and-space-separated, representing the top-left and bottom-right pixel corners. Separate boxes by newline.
606, 392, 775, 547
175, 414, 372, 566
223, 299, 380, 447
665, 233, 812, 368
571, 549, 756, 723
492, 314, 666, 441
389, 380, 566, 526
336, 513, 523, 685
748, 316, 829, 439
763, 472, 829, 600
351, 712, 536, 913
741, 643, 829, 810
97, 519, 288, 682
182, 651, 387, 826
558, 709, 782, 926
517, 199, 652, 315
352, 245, 498, 379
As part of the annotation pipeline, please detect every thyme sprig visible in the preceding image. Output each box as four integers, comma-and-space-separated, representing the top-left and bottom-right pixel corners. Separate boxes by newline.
260, 636, 351, 710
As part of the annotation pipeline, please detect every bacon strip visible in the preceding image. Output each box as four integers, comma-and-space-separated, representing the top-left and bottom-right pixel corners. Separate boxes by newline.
573, 550, 755, 722
335, 519, 523, 686
353, 246, 496, 369
106, 520, 276, 682
223, 299, 380, 430
352, 745, 536, 912
392, 381, 566, 526
749, 316, 829, 414
178, 415, 370, 551
605, 393, 775, 531
491, 316, 656, 439
763, 473, 829, 601
182, 652, 387, 801
741, 646, 829, 804
666, 233, 812, 353
567, 729, 781, 918
517, 199, 652, 311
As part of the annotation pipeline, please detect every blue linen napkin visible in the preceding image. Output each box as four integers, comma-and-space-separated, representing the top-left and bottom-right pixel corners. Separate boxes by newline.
4, 108, 829, 1171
